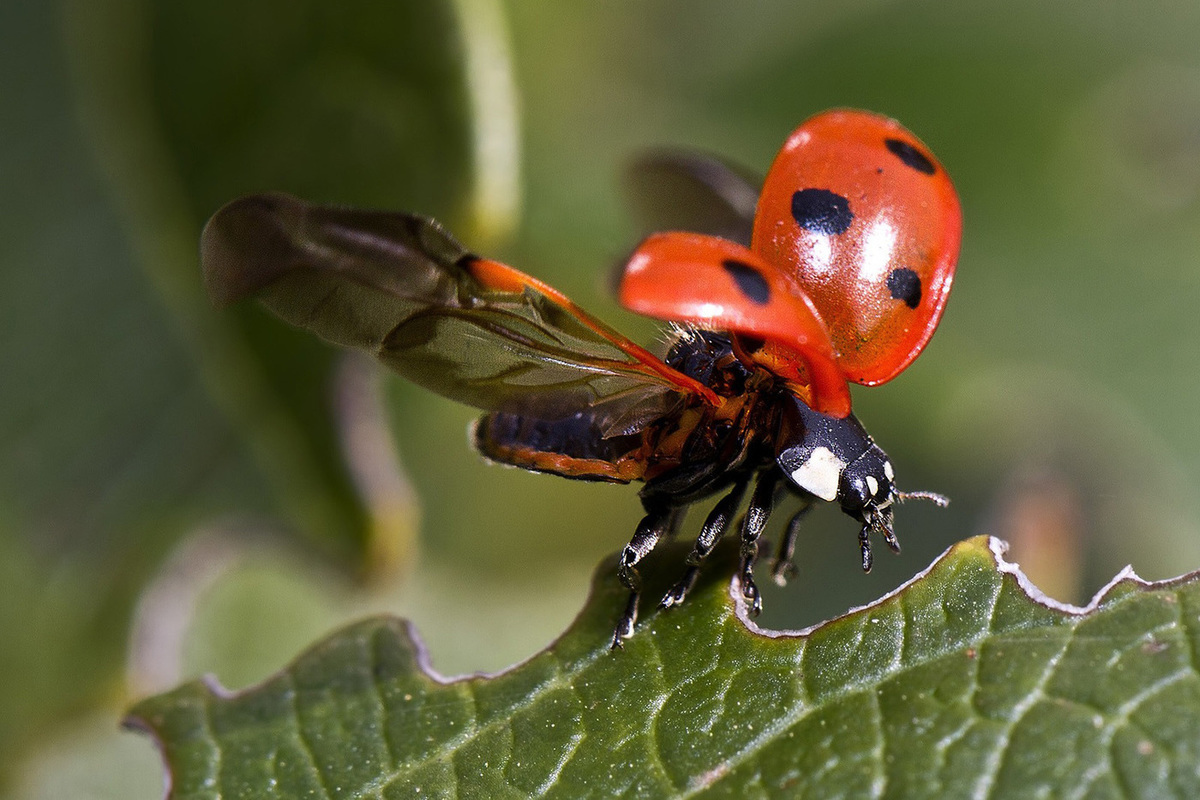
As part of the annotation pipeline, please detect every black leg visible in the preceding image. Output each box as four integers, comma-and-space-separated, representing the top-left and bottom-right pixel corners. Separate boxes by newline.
739, 469, 784, 616
661, 477, 750, 609
612, 504, 681, 649
771, 500, 813, 586
858, 522, 874, 573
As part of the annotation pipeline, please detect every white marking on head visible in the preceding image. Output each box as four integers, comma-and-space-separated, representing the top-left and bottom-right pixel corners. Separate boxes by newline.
883, 460, 895, 480
789, 446, 845, 502
865, 475, 879, 497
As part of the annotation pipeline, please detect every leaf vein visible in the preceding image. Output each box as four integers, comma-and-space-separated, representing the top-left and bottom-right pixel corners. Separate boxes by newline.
681, 573, 1033, 800
975, 623, 1074, 800
964, 576, 1005, 722
642, 635, 676, 793
198, 691, 224, 797
867, 687, 887, 799
283, 675, 336, 800
369, 657, 591, 797
532, 728, 584, 797
369, 628, 399, 774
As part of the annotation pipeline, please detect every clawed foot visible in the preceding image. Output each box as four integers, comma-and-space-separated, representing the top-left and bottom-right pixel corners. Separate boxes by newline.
610, 590, 639, 650
882, 527, 901, 554
660, 566, 699, 609
741, 575, 763, 617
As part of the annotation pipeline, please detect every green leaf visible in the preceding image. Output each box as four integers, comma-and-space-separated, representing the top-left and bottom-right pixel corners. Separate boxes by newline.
128, 536, 1200, 798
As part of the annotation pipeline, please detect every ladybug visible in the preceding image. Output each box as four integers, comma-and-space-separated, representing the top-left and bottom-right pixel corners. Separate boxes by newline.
201, 109, 961, 648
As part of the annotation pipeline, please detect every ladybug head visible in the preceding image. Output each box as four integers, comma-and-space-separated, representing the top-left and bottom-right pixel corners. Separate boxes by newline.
775, 398, 947, 571
836, 444, 895, 519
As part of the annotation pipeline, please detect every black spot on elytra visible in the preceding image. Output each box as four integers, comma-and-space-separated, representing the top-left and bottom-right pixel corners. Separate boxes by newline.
887, 268, 922, 308
885, 138, 936, 175
721, 259, 770, 304
791, 188, 853, 235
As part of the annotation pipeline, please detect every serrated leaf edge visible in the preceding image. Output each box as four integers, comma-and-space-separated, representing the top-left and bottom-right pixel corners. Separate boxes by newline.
126, 535, 1200, 716
124, 534, 1200, 799
735, 535, 1198, 640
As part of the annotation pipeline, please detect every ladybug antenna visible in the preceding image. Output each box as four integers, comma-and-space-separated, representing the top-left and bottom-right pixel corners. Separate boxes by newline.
897, 489, 950, 507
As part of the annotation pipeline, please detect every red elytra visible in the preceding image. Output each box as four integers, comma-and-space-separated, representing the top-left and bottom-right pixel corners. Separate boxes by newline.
754, 109, 961, 385
620, 109, 961, 413
620, 232, 851, 417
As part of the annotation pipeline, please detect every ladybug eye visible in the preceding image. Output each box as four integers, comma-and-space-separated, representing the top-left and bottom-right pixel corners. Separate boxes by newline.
886, 267, 922, 308
790, 188, 853, 235
721, 259, 771, 305
884, 138, 937, 175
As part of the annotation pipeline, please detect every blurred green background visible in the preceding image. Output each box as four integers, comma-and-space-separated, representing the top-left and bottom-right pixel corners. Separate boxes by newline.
5, 0, 1200, 796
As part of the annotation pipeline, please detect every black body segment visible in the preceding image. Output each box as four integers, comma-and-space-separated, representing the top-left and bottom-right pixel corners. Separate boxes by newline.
474, 411, 645, 482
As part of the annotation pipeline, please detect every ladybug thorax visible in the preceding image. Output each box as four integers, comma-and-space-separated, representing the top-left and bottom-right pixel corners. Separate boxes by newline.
775, 395, 895, 519
664, 328, 760, 398
656, 329, 783, 460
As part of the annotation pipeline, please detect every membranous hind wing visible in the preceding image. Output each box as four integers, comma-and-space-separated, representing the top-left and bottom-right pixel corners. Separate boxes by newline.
202, 193, 719, 475
624, 151, 761, 247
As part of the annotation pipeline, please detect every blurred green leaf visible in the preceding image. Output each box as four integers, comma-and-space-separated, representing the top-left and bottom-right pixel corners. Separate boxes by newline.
63, 0, 489, 567
0, 0, 501, 779
0, 0, 262, 772
129, 536, 1200, 797
166, 539, 592, 692
9, 714, 163, 800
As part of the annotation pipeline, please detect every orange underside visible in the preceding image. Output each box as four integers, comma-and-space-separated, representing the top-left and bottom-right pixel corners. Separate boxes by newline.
482, 441, 649, 483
